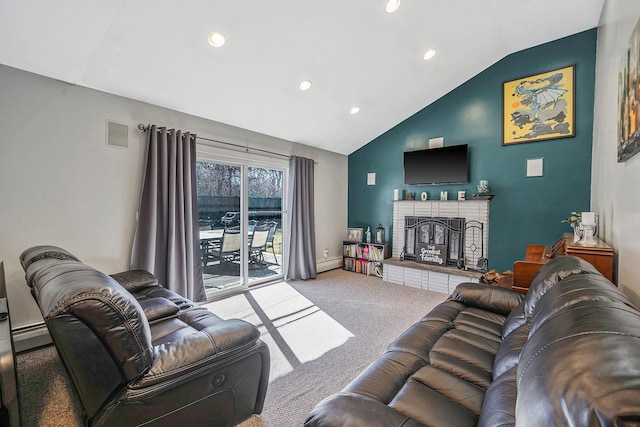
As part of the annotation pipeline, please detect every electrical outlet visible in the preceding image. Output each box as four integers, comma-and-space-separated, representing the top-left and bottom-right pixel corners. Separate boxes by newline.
323, 248, 329, 259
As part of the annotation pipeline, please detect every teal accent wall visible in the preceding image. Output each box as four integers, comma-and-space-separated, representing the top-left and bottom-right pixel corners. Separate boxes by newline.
348, 29, 597, 272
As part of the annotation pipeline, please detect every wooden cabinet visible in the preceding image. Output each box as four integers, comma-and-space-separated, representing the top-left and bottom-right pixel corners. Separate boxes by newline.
343, 241, 389, 277
563, 234, 613, 280
513, 233, 613, 293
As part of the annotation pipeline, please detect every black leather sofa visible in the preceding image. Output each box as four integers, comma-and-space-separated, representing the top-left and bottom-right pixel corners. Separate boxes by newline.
20, 245, 270, 427
306, 256, 640, 426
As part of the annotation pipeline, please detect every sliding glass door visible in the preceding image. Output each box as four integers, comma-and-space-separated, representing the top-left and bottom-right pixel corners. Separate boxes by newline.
197, 161, 244, 293
248, 166, 284, 285
196, 155, 286, 299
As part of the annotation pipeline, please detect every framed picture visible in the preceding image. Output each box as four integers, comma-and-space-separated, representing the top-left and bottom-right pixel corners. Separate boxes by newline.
347, 228, 363, 242
618, 16, 640, 162
502, 65, 575, 145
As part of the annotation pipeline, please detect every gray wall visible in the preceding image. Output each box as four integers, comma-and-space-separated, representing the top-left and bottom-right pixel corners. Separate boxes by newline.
0, 64, 347, 329
592, 1, 640, 307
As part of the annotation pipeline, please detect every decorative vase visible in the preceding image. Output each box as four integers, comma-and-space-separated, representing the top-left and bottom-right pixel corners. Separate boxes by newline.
573, 223, 582, 243
477, 180, 489, 195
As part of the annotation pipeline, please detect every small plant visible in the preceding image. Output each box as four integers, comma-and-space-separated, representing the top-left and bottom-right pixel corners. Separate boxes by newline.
562, 212, 582, 227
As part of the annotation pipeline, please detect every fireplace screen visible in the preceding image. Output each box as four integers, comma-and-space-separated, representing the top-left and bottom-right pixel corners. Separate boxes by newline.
404, 217, 465, 266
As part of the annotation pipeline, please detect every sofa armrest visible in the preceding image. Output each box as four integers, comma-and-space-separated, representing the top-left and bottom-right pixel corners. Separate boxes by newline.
134, 319, 260, 388
110, 270, 158, 292
449, 282, 524, 316
305, 392, 426, 427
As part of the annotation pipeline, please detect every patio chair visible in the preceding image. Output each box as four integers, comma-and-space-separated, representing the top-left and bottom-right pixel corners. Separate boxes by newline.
218, 226, 241, 262
249, 224, 270, 265
201, 239, 216, 267
265, 221, 279, 264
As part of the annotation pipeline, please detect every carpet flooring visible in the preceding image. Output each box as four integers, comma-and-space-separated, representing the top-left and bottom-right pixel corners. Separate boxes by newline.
16, 269, 447, 426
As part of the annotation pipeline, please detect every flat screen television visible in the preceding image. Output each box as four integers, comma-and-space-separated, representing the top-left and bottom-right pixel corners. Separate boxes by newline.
403, 144, 468, 185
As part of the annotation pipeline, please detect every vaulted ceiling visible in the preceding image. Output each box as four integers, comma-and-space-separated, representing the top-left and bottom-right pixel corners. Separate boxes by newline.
0, 0, 604, 155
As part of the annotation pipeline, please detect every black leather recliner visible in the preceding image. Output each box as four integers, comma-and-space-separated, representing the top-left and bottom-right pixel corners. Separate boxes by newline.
20, 245, 270, 427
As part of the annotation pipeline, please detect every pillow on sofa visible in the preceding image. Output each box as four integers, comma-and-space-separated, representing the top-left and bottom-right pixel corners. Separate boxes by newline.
523, 256, 601, 319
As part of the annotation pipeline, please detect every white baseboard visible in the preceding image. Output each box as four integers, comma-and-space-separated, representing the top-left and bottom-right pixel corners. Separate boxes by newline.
13, 322, 51, 353
316, 257, 342, 273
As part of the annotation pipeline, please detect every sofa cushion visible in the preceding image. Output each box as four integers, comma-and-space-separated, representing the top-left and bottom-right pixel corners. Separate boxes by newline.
449, 282, 524, 316
342, 351, 428, 404
501, 300, 526, 339
389, 370, 480, 426
138, 297, 180, 322
517, 276, 640, 426
493, 322, 529, 380
528, 273, 630, 335
19, 245, 81, 270
133, 284, 194, 311
23, 257, 85, 290
523, 255, 600, 319
306, 392, 428, 427
111, 269, 159, 292
478, 368, 517, 427
135, 317, 261, 388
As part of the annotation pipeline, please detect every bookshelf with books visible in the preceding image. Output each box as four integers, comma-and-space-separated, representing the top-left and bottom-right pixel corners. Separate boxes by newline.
342, 241, 390, 277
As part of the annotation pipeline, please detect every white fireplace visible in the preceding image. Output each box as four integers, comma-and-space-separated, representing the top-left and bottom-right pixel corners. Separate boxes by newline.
384, 200, 490, 293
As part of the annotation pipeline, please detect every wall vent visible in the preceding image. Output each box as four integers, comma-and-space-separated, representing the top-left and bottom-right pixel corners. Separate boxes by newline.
106, 120, 129, 148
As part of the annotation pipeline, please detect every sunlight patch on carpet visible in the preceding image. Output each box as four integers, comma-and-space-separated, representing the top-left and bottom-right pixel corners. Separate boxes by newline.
205, 281, 354, 380
252, 282, 354, 364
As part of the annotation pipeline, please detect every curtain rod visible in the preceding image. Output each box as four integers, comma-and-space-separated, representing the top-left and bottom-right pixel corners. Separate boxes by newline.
137, 124, 318, 164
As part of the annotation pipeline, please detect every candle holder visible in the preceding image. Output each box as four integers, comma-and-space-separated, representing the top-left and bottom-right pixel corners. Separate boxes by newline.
375, 224, 386, 244
477, 180, 489, 195
472, 179, 495, 200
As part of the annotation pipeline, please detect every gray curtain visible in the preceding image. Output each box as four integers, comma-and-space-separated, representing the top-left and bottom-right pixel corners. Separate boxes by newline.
130, 125, 206, 302
285, 156, 316, 280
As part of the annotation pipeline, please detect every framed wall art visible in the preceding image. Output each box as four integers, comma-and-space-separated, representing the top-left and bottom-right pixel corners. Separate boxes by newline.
502, 65, 575, 145
618, 16, 640, 162
347, 228, 363, 242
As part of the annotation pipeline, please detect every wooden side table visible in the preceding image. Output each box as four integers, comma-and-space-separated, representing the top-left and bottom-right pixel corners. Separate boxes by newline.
513, 233, 614, 293
562, 233, 613, 281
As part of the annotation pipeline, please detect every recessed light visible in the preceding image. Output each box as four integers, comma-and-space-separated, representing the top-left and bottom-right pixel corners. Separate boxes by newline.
208, 32, 226, 47
298, 80, 312, 91
424, 49, 437, 60
385, 0, 401, 13
350, 106, 361, 115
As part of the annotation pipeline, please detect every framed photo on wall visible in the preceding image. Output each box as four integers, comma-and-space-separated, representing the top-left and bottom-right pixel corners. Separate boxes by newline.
502, 65, 575, 145
618, 16, 640, 162
347, 228, 363, 242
